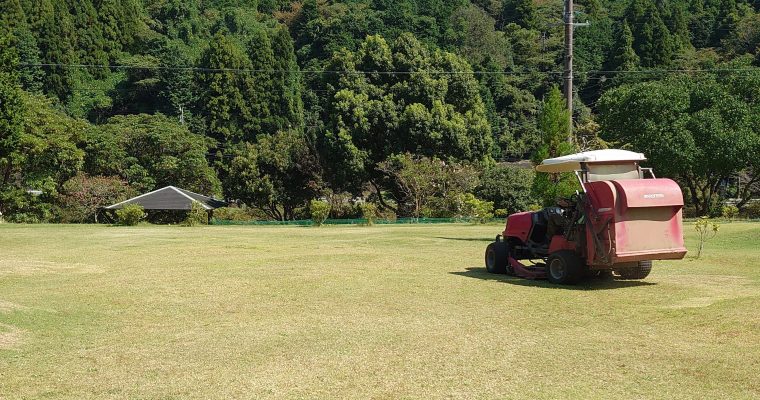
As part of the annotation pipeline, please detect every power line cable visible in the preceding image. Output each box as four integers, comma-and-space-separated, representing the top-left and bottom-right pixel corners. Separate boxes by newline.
17, 62, 565, 76
18, 62, 760, 77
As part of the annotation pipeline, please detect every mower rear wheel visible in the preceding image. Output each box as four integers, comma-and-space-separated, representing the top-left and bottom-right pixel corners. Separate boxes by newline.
485, 241, 508, 274
546, 250, 583, 284
616, 261, 653, 280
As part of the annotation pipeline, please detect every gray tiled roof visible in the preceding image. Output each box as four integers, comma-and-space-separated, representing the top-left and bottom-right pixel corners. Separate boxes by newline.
105, 186, 227, 210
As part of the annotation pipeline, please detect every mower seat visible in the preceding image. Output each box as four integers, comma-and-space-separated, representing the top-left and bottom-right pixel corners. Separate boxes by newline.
529, 211, 548, 243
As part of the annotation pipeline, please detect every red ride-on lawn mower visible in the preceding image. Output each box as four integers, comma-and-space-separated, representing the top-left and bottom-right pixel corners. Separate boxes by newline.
485, 149, 687, 284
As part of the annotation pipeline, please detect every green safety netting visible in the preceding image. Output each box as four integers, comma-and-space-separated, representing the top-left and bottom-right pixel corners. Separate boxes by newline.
211, 217, 504, 226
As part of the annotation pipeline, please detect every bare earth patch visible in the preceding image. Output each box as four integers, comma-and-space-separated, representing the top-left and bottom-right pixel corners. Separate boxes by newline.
0, 300, 27, 313
0, 259, 102, 276
0, 323, 23, 350
661, 274, 759, 309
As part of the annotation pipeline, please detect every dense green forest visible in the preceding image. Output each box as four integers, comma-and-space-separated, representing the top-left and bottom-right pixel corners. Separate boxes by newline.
1, 0, 759, 222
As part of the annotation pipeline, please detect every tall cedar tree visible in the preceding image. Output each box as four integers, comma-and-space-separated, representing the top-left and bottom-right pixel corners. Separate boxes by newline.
499, 0, 537, 29
627, 0, 674, 68
641, 12, 674, 67
66, 0, 109, 76
270, 25, 303, 132
157, 40, 197, 117
531, 87, 577, 206
28, 0, 76, 98
535, 87, 572, 160
0, 32, 24, 217
95, 0, 141, 59
714, 0, 739, 45
611, 21, 639, 71
671, 5, 691, 50
0, 0, 43, 91
95, 0, 123, 58
154, 0, 202, 41
0, 0, 25, 32
245, 28, 275, 135
198, 33, 254, 143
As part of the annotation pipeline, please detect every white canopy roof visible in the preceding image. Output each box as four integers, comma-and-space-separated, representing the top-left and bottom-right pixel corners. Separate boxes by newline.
535, 149, 646, 173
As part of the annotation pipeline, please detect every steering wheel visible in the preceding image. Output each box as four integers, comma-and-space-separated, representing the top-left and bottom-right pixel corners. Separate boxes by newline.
556, 197, 573, 208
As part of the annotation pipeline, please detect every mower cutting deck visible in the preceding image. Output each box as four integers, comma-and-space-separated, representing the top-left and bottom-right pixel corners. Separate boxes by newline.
485, 149, 687, 284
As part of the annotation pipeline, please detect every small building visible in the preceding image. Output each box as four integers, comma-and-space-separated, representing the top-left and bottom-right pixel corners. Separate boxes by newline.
105, 186, 227, 221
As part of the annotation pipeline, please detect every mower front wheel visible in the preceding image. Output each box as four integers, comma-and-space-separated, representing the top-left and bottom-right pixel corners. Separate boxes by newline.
546, 250, 584, 284
485, 241, 508, 274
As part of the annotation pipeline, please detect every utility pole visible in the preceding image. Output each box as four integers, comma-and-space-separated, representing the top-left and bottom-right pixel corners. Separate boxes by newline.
563, 0, 588, 142
564, 0, 574, 141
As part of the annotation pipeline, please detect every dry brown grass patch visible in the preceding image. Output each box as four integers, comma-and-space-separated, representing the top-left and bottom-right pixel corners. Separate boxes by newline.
0, 323, 23, 350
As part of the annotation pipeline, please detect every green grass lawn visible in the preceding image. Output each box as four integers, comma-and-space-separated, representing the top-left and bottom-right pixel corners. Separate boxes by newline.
1, 222, 759, 399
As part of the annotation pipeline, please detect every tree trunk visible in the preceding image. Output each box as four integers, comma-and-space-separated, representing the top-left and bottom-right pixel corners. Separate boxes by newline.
370, 179, 397, 213
697, 240, 703, 259
699, 177, 722, 216
265, 204, 283, 221
685, 176, 701, 214
736, 172, 760, 209
1, 161, 11, 187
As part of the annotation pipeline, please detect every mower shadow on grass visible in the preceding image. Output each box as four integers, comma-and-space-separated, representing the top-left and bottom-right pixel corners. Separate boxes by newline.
450, 267, 657, 290
434, 237, 493, 242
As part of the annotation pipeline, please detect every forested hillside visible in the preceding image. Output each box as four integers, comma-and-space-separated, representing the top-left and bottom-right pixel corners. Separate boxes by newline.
1, 0, 759, 222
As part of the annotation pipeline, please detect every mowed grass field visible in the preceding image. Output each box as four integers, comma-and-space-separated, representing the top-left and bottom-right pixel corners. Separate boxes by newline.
0, 222, 759, 399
